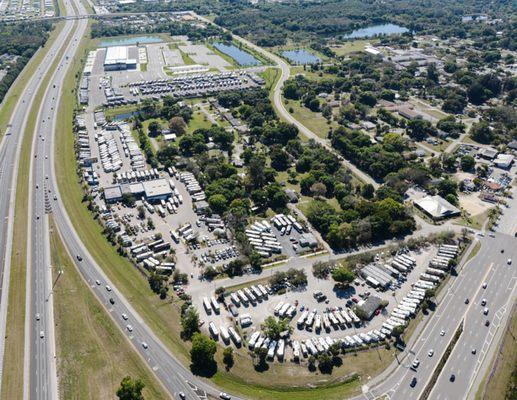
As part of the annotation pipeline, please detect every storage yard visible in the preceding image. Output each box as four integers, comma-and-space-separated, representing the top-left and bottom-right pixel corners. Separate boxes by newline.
195, 243, 460, 363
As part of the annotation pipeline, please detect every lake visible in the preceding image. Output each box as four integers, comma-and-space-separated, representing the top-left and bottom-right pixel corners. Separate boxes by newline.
282, 50, 321, 65
100, 36, 163, 47
213, 43, 260, 66
111, 111, 141, 121
343, 24, 409, 39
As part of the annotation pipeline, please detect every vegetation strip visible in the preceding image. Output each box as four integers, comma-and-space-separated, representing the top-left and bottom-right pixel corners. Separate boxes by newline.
421, 321, 464, 400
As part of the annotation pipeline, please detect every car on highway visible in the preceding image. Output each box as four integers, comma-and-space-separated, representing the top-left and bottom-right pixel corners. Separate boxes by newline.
482, 282, 487, 289
39, 330, 44, 339
95, 280, 101, 285
106, 285, 111, 292
481, 299, 487, 306
440, 330, 445, 336
465, 298, 469, 304
471, 348, 477, 354
485, 320, 490, 326
35, 313, 40, 321
126, 325, 133, 332
178, 393, 185, 400
428, 349, 434, 357
122, 313, 128, 320
142, 342, 148, 349
483, 308, 489, 315
219, 393, 231, 400
411, 359, 420, 370
76, 255, 82, 261
410, 377, 417, 387
508, 259, 512, 265
450, 374, 455, 382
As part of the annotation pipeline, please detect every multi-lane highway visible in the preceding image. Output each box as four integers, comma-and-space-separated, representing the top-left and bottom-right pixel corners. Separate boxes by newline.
0, 0, 82, 391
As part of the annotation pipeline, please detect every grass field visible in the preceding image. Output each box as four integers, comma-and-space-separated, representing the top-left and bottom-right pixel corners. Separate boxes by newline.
49, 218, 168, 399
475, 309, 517, 400
0, 19, 76, 400
290, 66, 336, 81
187, 109, 214, 133
284, 100, 336, 139
330, 39, 378, 56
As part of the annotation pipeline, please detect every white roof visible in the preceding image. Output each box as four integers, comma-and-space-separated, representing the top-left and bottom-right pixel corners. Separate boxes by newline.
415, 195, 460, 219
105, 46, 128, 63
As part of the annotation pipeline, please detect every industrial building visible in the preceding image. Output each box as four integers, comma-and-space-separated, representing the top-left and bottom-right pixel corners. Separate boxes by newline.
104, 46, 137, 71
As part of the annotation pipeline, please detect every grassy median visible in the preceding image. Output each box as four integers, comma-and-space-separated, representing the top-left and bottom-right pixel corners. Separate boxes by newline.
49, 218, 168, 399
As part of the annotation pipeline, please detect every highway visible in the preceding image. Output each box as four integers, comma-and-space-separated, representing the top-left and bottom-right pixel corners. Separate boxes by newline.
0, 0, 80, 391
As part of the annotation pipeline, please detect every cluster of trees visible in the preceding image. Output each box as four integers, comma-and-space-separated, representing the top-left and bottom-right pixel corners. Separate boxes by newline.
261, 316, 292, 340
305, 196, 415, 249
331, 127, 407, 180
0, 22, 53, 105
92, 17, 226, 41
269, 268, 308, 288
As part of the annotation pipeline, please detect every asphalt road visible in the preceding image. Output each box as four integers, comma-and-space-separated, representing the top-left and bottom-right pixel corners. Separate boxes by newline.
354, 231, 516, 400
0, 0, 79, 391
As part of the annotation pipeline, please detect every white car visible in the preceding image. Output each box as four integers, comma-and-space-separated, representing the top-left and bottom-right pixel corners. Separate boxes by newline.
411, 359, 420, 369
35, 313, 40, 321
428, 349, 434, 357
482, 282, 487, 289
106, 285, 112, 292
440, 330, 445, 336
483, 308, 489, 315
481, 299, 487, 306
126, 325, 133, 332
508, 259, 512, 265
122, 313, 128, 320
95, 280, 101, 285
142, 342, 148, 349
39, 330, 45, 339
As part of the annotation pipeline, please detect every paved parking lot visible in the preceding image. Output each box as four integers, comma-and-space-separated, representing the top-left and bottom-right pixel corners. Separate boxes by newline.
179, 43, 231, 71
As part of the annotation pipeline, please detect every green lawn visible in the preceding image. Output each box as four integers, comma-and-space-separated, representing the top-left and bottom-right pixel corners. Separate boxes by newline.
50, 218, 168, 400
285, 100, 336, 139
290, 66, 336, 81
330, 39, 379, 56
187, 109, 215, 133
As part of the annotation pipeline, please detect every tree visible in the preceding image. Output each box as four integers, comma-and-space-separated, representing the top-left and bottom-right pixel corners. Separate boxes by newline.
208, 194, 228, 214
169, 116, 186, 135
406, 119, 434, 141
331, 265, 355, 286
312, 262, 330, 279
460, 155, 475, 171
190, 333, 217, 372
223, 347, 234, 370
310, 182, 327, 198
470, 121, 493, 144
147, 120, 161, 137
361, 183, 375, 199
121, 193, 136, 207
116, 376, 145, 400
261, 316, 291, 340
426, 63, 439, 84
181, 307, 200, 340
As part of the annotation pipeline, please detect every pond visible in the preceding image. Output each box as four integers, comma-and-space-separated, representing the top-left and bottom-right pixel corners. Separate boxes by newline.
213, 42, 260, 66
111, 111, 141, 121
343, 23, 409, 39
100, 36, 163, 47
282, 49, 321, 65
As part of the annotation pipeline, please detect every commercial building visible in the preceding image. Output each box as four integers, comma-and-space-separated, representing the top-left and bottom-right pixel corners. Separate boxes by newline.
104, 46, 137, 71
494, 154, 514, 169
104, 186, 123, 203
142, 179, 172, 202
414, 195, 461, 221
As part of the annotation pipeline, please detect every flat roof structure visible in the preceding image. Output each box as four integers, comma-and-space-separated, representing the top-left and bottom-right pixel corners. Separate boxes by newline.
414, 195, 460, 220
104, 185, 122, 203
142, 179, 172, 201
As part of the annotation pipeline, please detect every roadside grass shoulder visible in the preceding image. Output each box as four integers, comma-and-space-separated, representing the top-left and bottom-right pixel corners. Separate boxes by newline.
49, 218, 169, 399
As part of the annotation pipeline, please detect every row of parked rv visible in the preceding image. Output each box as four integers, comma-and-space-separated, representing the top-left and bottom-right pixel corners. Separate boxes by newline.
118, 123, 145, 170
115, 167, 160, 183
293, 307, 362, 332
208, 322, 242, 347
228, 284, 269, 309
130, 239, 175, 275
97, 130, 122, 173
245, 221, 283, 258
271, 213, 304, 235
75, 116, 92, 167
178, 171, 206, 203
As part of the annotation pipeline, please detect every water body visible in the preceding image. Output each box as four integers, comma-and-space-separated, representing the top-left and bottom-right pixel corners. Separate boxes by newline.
213, 42, 260, 66
282, 49, 321, 65
111, 111, 141, 121
343, 23, 409, 39
100, 36, 163, 47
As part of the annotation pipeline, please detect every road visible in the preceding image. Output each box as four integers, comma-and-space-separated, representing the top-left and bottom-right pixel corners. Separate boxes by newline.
353, 230, 516, 400
0, 0, 81, 391
194, 13, 379, 188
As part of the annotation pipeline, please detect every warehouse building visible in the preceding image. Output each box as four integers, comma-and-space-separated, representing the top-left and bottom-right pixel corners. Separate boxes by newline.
142, 179, 172, 202
104, 46, 137, 71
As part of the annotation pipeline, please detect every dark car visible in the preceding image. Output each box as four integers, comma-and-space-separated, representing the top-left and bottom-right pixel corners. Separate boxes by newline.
450, 374, 455, 382
465, 298, 469, 304
76, 255, 82, 261
410, 377, 417, 387
109, 298, 115, 305
485, 320, 490, 327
